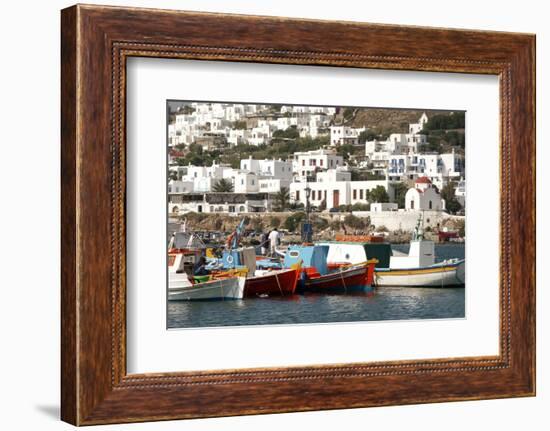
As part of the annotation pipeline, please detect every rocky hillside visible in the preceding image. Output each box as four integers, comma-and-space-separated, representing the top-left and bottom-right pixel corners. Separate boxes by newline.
336, 108, 451, 136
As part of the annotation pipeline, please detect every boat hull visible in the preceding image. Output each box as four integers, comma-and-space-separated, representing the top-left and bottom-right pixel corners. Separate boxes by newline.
244, 268, 299, 298
168, 276, 245, 301
375, 260, 465, 287
298, 264, 374, 294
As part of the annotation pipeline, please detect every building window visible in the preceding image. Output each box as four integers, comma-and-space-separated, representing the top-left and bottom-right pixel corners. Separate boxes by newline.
302, 160, 305, 166
296, 191, 300, 201
410, 200, 414, 209
320, 159, 323, 166
429, 200, 432, 209
311, 190, 316, 200
353, 189, 357, 199
324, 190, 327, 200
360, 190, 364, 200
240, 206, 245, 212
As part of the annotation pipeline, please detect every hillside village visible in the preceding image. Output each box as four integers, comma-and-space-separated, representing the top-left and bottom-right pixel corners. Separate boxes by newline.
167, 102, 466, 233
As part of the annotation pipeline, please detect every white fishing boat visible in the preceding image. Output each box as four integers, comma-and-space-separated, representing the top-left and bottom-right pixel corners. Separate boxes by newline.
168, 247, 245, 300
320, 212, 465, 288
168, 276, 246, 301
374, 259, 465, 287
375, 213, 465, 287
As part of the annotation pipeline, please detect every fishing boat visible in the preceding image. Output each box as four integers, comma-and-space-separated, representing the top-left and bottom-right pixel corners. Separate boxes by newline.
217, 248, 302, 297
168, 245, 245, 301
283, 244, 377, 294
374, 259, 465, 287
321, 213, 465, 288
243, 266, 301, 298
210, 219, 302, 298
168, 276, 245, 301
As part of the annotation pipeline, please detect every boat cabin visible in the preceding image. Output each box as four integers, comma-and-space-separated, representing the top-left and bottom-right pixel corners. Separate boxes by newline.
318, 241, 392, 269
283, 245, 329, 276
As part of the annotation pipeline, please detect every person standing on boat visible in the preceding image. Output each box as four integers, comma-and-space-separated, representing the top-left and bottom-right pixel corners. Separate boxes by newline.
268, 228, 280, 257
260, 232, 269, 256
193, 255, 208, 276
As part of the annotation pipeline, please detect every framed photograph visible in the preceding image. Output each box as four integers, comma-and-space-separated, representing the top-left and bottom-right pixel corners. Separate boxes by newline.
61, 4, 536, 425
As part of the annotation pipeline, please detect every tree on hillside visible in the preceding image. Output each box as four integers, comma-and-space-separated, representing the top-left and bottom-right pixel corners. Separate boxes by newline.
233, 120, 247, 130
358, 130, 379, 144
393, 182, 409, 208
168, 171, 178, 181
272, 126, 300, 140
422, 112, 465, 131
368, 186, 390, 203
344, 214, 365, 230
212, 178, 234, 193
284, 212, 306, 232
272, 187, 290, 212
440, 182, 462, 214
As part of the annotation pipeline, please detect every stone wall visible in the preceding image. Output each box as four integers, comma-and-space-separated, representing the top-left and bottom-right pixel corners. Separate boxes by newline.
352, 210, 463, 231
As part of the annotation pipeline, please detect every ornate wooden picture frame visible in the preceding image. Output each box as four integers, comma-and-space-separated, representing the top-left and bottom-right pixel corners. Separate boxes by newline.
61, 4, 535, 425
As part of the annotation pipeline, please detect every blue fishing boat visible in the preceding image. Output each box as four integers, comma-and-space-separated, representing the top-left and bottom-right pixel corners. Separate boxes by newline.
283, 245, 377, 294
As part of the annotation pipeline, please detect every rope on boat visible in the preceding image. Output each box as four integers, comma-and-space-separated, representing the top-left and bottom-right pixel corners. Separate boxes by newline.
339, 268, 348, 293
275, 272, 284, 297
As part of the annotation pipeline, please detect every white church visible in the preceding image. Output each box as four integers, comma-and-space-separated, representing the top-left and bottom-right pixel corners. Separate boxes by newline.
405, 177, 445, 211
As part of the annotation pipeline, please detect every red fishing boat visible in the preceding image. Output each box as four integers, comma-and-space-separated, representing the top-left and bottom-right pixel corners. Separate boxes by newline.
283, 244, 377, 294
243, 266, 301, 298
299, 262, 376, 294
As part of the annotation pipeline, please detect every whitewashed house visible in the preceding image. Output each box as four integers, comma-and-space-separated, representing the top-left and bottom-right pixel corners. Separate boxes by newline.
168, 180, 194, 194
408, 112, 428, 134
290, 179, 392, 210
293, 149, 344, 180
330, 126, 366, 146
316, 167, 352, 183
405, 177, 444, 211
455, 179, 466, 207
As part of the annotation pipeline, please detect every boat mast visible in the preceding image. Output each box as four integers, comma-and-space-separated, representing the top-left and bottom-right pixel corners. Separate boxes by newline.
302, 181, 313, 243
413, 211, 425, 241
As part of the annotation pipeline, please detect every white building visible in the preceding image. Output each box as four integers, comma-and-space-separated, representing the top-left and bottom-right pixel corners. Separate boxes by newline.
455, 179, 466, 207
370, 202, 399, 212
316, 167, 352, 183
168, 192, 271, 215
387, 150, 464, 189
290, 180, 392, 210
227, 129, 250, 146
248, 125, 271, 146
167, 180, 194, 194
293, 149, 344, 180
259, 178, 291, 193
232, 171, 260, 193
330, 126, 366, 146
365, 113, 429, 159
408, 112, 428, 134
240, 157, 293, 181
405, 177, 444, 211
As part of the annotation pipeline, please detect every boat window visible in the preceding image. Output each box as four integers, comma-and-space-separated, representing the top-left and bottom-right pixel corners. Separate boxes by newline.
289, 250, 300, 258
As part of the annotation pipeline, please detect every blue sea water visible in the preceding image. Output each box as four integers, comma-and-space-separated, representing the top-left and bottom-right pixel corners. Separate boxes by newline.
167, 243, 465, 329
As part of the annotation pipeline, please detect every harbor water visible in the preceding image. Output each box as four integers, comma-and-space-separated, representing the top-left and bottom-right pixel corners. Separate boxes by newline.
167, 243, 465, 329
